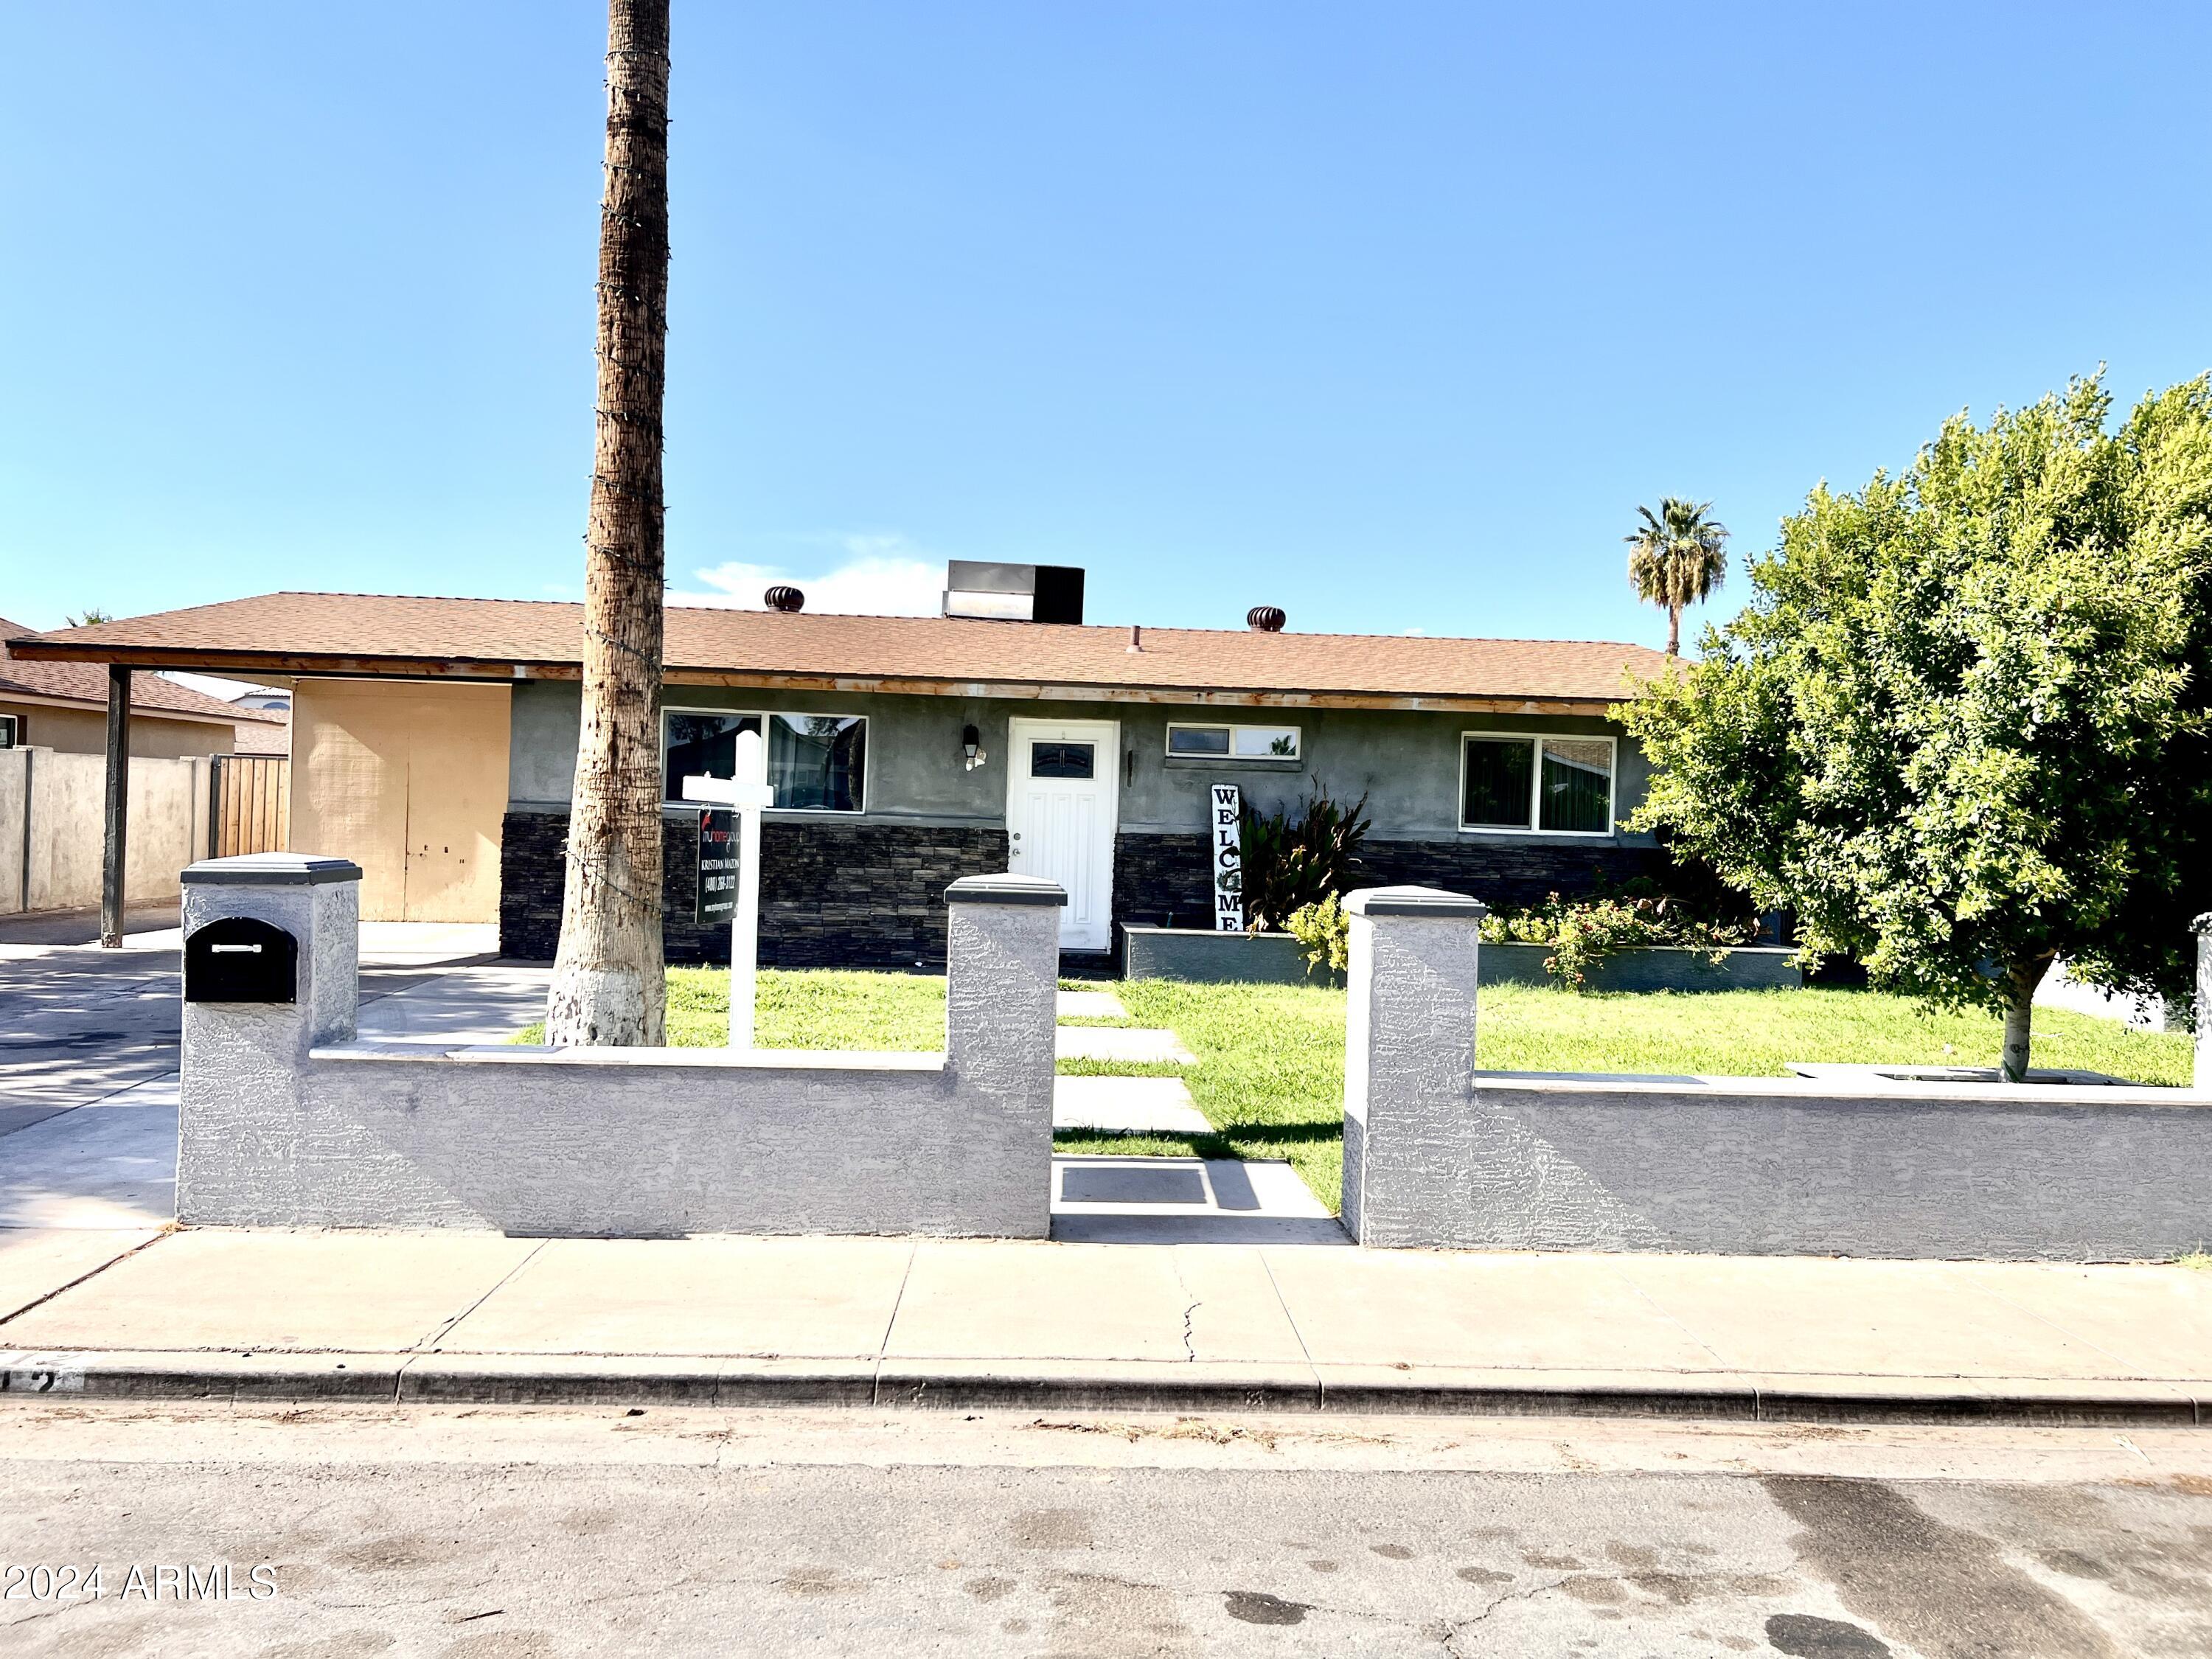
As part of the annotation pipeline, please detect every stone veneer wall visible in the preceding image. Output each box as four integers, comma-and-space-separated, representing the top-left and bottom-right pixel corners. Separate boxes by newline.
1112, 830, 1670, 933
501, 811, 1006, 970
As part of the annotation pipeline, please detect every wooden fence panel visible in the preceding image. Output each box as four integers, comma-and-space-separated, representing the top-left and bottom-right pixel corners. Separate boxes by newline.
209, 755, 290, 858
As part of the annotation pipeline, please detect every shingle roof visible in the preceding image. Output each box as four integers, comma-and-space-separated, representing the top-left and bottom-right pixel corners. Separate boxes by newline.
5, 592, 1673, 710
0, 615, 288, 727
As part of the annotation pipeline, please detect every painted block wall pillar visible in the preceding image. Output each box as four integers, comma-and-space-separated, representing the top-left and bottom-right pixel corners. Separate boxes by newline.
177, 853, 362, 1223
1339, 885, 1488, 1247
2197, 913, 2212, 1092
944, 874, 1067, 1232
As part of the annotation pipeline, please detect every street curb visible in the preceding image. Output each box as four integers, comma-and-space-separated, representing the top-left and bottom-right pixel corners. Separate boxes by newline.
3, 1351, 2205, 1427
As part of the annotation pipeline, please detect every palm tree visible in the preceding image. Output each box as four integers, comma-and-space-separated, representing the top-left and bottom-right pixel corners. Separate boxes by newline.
1625, 498, 1730, 657
545, 0, 672, 1047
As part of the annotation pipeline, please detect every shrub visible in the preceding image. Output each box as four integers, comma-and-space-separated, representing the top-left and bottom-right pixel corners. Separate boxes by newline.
1284, 892, 1349, 976
1481, 891, 1747, 990
1239, 783, 1371, 930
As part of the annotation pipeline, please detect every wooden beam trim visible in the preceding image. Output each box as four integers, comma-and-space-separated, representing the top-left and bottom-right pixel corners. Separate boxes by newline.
2, 645, 1637, 714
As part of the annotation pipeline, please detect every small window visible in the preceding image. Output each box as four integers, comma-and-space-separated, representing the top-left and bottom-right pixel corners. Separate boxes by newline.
1167, 725, 1231, 757
1167, 723, 1301, 761
1461, 733, 1615, 835
663, 709, 866, 813
1029, 740, 1096, 779
0, 714, 17, 748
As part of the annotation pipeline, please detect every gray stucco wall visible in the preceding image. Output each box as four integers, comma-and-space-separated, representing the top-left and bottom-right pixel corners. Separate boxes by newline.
1450, 1075, 2212, 1261
1339, 891, 2212, 1262
507, 678, 1655, 846
178, 858, 1062, 1237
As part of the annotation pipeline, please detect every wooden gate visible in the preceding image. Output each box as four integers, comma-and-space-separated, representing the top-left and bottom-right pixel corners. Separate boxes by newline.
208, 754, 290, 858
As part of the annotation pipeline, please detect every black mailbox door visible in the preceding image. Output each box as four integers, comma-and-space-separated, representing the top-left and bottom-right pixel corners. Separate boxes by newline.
184, 917, 299, 1004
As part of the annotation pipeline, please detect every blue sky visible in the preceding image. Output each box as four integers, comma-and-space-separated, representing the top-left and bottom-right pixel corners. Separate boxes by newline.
6, 3, 2208, 650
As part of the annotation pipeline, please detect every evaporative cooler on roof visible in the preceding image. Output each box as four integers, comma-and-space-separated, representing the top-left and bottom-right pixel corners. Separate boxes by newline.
940, 562, 1085, 625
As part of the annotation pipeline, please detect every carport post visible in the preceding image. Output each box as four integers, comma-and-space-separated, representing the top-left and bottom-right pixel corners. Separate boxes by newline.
100, 664, 131, 948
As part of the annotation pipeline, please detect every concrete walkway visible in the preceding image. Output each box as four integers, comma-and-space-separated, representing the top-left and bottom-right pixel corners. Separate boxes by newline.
4, 1227, 2211, 1424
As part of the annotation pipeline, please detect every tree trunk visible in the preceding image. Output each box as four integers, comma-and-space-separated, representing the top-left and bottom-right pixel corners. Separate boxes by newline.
1998, 955, 2053, 1083
1665, 604, 1681, 657
545, 0, 672, 1048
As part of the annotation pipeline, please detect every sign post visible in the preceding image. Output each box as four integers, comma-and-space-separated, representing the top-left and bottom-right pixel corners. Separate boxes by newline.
1211, 782, 1243, 932
682, 727, 773, 1048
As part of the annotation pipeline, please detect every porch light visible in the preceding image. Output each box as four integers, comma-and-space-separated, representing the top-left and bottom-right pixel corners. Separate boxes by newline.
962, 724, 987, 771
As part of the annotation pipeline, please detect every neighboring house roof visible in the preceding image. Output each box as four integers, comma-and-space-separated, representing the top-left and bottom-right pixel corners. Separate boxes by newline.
6, 592, 1674, 713
0, 614, 291, 731
226, 713, 292, 755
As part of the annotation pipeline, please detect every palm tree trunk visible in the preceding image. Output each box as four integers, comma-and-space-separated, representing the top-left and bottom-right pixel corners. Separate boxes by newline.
1666, 604, 1681, 657
545, 0, 671, 1047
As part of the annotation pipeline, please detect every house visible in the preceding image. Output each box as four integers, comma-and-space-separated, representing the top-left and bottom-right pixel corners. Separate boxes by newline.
6, 571, 1674, 961
0, 615, 288, 758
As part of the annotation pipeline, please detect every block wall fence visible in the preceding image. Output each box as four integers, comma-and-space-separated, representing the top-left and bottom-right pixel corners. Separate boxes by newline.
179, 854, 1062, 1238
1345, 888, 2212, 1261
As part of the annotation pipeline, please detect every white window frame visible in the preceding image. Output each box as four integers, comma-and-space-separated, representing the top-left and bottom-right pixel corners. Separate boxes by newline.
1457, 729, 1618, 838
1164, 720, 1303, 762
661, 706, 871, 816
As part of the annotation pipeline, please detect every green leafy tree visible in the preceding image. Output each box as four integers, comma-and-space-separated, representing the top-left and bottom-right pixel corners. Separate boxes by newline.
1626, 498, 1730, 656
1618, 373, 2212, 1080
65, 608, 114, 627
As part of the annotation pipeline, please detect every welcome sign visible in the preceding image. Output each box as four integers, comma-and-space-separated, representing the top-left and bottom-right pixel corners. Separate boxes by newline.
1211, 783, 1242, 931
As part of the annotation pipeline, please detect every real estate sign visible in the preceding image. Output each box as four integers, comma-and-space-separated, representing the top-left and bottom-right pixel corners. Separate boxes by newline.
1211, 783, 1242, 931
695, 809, 737, 926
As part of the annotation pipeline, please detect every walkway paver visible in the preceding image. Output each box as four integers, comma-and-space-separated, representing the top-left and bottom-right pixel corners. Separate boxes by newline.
1050, 1155, 1346, 1245
1054, 989, 1128, 1020
1056, 1026, 1194, 1064
1051, 1075, 1211, 1135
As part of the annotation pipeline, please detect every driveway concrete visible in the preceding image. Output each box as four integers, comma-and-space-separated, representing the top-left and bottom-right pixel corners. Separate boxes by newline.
0, 933, 549, 1237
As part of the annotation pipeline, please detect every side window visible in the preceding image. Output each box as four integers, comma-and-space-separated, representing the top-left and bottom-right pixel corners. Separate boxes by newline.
1166, 723, 1301, 760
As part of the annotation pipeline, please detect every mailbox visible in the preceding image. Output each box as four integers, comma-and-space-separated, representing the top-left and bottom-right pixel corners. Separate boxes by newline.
184, 917, 299, 1004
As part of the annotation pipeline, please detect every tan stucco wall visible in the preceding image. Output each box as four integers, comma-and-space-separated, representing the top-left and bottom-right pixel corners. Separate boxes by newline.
290, 678, 510, 922
0, 698, 240, 760
0, 746, 212, 913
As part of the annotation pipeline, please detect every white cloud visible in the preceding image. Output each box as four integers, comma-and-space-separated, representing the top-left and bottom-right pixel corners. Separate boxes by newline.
670, 535, 944, 617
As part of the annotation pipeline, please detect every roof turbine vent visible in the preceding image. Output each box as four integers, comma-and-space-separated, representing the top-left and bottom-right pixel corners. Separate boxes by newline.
1246, 605, 1286, 633
764, 585, 806, 613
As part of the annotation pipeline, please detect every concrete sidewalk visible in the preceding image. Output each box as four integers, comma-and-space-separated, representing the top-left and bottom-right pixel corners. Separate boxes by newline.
4, 1226, 2211, 1425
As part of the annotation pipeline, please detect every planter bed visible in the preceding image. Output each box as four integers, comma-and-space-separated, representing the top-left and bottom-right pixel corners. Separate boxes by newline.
1121, 925, 1337, 987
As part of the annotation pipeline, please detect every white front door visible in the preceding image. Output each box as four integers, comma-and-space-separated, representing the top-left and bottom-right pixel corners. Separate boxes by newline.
1006, 719, 1119, 952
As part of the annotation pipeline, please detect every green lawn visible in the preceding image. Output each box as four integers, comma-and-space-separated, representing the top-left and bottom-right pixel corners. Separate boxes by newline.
519, 970, 2192, 1215
515, 967, 947, 1051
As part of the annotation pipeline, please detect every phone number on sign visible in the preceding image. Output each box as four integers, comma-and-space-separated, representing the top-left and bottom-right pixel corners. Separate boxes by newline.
3, 1563, 277, 1601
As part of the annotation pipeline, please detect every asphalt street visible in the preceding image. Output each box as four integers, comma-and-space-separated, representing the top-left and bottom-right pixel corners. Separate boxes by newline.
1, 1404, 2207, 1656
